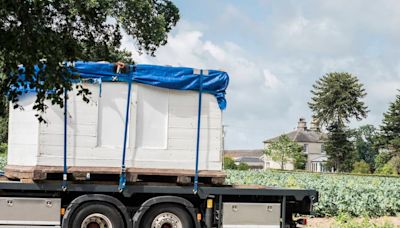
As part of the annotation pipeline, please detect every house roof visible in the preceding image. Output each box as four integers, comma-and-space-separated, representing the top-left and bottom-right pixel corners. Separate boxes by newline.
224, 149, 264, 158
235, 157, 264, 163
264, 130, 327, 143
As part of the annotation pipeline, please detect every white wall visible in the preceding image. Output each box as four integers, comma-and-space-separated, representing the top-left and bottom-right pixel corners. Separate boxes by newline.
8, 82, 223, 171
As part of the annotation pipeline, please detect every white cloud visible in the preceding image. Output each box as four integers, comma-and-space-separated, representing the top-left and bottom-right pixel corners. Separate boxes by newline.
120, 1, 400, 149
263, 69, 281, 89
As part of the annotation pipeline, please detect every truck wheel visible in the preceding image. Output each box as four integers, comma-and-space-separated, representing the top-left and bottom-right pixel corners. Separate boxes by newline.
69, 202, 124, 228
140, 204, 193, 228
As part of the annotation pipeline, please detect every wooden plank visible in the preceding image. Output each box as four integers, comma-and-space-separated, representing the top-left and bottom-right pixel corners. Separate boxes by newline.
4, 165, 225, 184
176, 176, 191, 184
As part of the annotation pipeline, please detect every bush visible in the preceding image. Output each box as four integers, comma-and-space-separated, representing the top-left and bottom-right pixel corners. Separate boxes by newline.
223, 156, 237, 170
237, 162, 250, 170
0, 153, 6, 170
374, 152, 392, 170
0, 143, 7, 154
293, 152, 307, 170
375, 163, 397, 176
388, 156, 400, 174
352, 160, 370, 174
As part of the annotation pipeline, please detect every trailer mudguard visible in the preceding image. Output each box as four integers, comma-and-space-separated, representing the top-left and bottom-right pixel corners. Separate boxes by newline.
61, 194, 132, 228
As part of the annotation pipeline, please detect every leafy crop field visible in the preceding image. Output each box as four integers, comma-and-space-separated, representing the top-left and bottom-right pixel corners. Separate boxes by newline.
226, 170, 400, 217
0, 154, 6, 170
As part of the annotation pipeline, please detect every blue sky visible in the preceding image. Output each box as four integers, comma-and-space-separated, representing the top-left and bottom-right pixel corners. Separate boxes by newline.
122, 0, 400, 149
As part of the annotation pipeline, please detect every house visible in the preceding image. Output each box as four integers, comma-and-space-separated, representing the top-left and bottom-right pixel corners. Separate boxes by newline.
263, 118, 328, 172
224, 150, 264, 169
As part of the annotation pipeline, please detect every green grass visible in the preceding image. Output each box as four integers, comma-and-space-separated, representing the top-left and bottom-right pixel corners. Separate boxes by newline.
332, 213, 395, 228
226, 170, 400, 217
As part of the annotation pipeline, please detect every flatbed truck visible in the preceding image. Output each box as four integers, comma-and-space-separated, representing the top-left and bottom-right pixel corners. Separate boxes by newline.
0, 179, 317, 228
2, 62, 318, 227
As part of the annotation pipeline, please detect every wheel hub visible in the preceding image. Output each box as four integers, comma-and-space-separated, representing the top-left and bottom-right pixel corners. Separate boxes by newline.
151, 212, 183, 228
81, 213, 113, 228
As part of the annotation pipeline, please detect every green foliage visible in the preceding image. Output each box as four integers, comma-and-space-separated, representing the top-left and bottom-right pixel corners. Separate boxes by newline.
388, 156, 400, 174
0, 116, 7, 144
237, 162, 250, 171
223, 157, 250, 171
226, 170, 400, 217
352, 160, 370, 174
0, 96, 8, 143
375, 152, 392, 170
0, 0, 180, 119
325, 125, 356, 172
223, 156, 237, 170
0, 153, 6, 170
0, 143, 7, 154
333, 213, 395, 228
309, 72, 368, 128
264, 135, 304, 170
375, 163, 397, 176
309, 72, 367, 172
352, 125, 379, 172
293, 150, 307, 170
375, 156, 400, 175
379, 91, 400, 156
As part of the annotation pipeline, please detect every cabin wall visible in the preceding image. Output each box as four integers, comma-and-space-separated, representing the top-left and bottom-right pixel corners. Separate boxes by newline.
8, 82, 223, 171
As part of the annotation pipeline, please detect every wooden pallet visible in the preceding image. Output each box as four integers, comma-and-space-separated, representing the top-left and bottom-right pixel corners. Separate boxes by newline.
4, 165, 226, 185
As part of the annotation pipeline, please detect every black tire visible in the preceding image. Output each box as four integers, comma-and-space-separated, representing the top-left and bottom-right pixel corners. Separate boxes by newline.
140, 203, 193, 228
68, 202, 124, 228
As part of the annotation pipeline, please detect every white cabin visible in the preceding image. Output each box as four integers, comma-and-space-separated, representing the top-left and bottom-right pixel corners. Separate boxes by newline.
7, 82, 223, 171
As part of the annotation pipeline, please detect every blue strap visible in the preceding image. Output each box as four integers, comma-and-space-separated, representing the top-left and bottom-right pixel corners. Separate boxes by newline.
193, 70, 203, 194
62, 89, 68, 191
118, 68, 133, 192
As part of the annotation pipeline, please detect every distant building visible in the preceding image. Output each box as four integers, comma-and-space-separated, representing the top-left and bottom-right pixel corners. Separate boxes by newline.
263, 118, 328, 172
224, 150, 264, 169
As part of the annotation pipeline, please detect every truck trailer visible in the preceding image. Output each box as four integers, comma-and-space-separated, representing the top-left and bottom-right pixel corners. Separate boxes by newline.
0, 62, 317, 228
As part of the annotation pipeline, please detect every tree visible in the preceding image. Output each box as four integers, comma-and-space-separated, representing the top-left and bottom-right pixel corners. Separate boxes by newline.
293, 150, 307, 170
0, 0, 180, 120
375, 162, 398, 175
324, 125, 356, 172
264, 135, 304, 170
309, 72, 368, 128
223, 156, 237, 170
352, 125, 379, 172
374, 151, 392, 170
352, 160, 370, 174
379, 91, 400, 157
309, 72, 368, 172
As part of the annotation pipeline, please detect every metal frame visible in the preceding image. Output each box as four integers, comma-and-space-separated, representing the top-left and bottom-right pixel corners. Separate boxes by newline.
0, 181, 317, 203
0, 181, 317, 228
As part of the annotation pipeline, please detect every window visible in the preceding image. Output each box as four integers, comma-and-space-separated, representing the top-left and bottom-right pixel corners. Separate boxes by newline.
321, 144, 325, 154
303, 144, 308, 153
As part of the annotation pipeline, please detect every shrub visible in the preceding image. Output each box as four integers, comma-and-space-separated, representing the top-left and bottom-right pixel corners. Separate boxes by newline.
388, 156, 400, 174
237, 162, 250, 170
375, 163, 397, 175
0, 153, 6, 170
374, 152, 392, 170
352, 160, 370, 174
223, 156, 237, 170
0, 143, 7, 154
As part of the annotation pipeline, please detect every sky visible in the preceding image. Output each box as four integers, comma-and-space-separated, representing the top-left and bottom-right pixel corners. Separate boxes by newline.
121, 0, 400, 150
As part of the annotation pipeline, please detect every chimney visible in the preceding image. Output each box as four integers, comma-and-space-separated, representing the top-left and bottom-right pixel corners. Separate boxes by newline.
310, 118, 320, 132
297, 118, 307, 131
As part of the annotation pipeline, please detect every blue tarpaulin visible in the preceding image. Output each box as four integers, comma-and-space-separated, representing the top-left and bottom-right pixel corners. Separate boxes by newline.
18, 61, 229, 110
